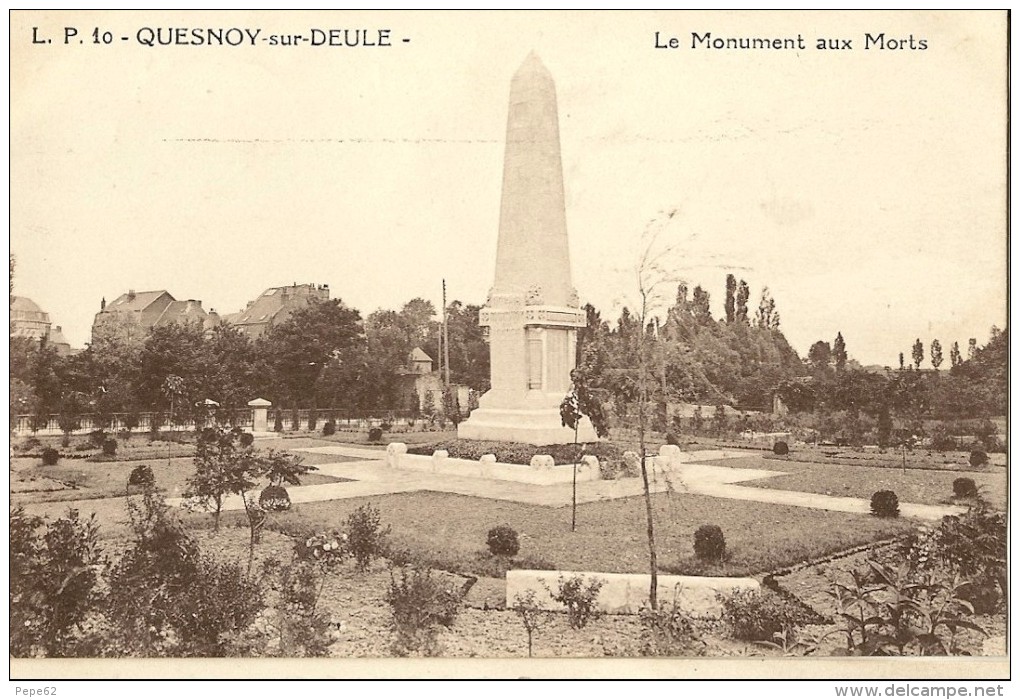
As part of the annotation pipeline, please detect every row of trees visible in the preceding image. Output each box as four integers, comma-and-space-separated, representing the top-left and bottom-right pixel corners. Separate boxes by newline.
572, 275, 804, 427
9, 296, 490, 427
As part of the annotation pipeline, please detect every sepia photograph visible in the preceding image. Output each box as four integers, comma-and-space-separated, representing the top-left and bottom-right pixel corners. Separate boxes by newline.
8, 9, 1009, 681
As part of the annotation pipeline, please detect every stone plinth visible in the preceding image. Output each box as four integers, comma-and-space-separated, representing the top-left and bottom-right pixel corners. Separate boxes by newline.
248, 397, 272, 433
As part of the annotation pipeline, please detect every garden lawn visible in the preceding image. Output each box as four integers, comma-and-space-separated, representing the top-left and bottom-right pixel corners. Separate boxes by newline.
701, 455, 1007, 510
9, 455, 343, 505
247, 490, 917, 579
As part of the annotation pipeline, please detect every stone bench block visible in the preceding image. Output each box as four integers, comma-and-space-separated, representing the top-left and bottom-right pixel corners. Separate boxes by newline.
385, 442, 407, 468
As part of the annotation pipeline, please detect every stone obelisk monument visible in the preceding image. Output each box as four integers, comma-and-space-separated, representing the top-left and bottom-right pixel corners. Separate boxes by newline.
458, 53, 597, 445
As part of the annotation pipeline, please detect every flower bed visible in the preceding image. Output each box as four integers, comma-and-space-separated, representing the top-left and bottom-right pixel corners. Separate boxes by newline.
406, 439, 623, 470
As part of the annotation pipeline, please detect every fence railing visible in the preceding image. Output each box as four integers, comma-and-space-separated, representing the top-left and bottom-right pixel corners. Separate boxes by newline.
11, 408, 431, 436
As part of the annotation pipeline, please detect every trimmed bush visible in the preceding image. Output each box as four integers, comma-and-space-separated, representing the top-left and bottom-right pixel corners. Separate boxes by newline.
41, 447, 60, 466
694, 524, 726, 561
322, 420, 336, 437
952, 477, 978, 499
486, 524, 520, 558
239, 432, 254, 448
102, 438, 118, 456
128, 464, 155, 488
969, 450, 989, 468
368, 427, 384, 443
259, 485, 292, 512
773, 441, 789, 456
870, 490, 900, 518
273, 412, 283, 432
665, 431, 680, 446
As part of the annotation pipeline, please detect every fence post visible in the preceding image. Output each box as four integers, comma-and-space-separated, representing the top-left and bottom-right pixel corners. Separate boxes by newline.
248, 398, 272, 433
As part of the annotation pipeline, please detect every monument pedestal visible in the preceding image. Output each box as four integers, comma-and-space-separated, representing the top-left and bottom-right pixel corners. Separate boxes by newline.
458, 303, 596, 446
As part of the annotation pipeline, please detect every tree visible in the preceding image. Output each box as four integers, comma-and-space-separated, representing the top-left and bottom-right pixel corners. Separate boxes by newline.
899, 352, 905, 371
833, 332, 847, 372
930, 339, 944, 371
627, 210, 685, 610
808, 341, 832, 373
137, 323, 207, 421
691, 286, 712, 325
949, 342, 962, 369
184, 427, 249, 532
264, 298, 365, 412
755, 287, 776, 330
735, 280, 750, 324
912, 339, 925, 370
559, 367, 608, 533
967, 338, 977, 361
724, 274, 736, 324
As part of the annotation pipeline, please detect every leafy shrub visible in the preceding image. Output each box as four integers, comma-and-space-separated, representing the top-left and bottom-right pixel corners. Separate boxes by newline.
829, 559, 984, 656
41, 447, 59, 466
105, 487, 264, 657
239, 432, 254, 448
322, 420, 336, 437
665, 431, 680, 446
89, 429, 107, 448
254, 557, 337, 657
386, 565, 463, 656
870, 490, 900, 518
956, 581, 1000, 615
486, 524, 520, 558
10, 507, 102, 657
908, 503, 1006, 611
969, 450, 988, 468
639, 598, 704, 656
102, 438, 118, 456
952, 477, 978, 499
259, 485, 292, 512
128, 464, 155, 488
693, 524, 726, 561
721, 589, 797, 642
380, 421, 393, 432
773, 441, 789, 456
368, 427, 384, 443
548, 574, 604, 629
346, 504, 390, 571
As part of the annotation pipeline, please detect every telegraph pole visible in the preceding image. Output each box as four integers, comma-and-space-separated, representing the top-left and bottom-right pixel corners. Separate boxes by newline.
442, 279, 451, 387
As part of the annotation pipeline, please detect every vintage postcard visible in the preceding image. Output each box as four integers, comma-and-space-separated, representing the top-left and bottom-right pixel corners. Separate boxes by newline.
8, 9, 1009, 681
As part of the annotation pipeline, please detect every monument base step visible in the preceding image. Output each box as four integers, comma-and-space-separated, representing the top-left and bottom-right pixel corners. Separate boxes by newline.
458, 408, 597, 446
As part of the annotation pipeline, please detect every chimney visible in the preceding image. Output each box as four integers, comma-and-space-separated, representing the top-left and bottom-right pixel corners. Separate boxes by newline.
127, 289, 136, 301
100, 297, 106, 310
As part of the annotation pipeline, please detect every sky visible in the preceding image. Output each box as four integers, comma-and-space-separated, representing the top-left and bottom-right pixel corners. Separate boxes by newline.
10, 10, 1008, 366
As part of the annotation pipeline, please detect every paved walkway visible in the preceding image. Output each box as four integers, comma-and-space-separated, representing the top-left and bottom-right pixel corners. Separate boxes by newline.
163, 444, 966, 521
